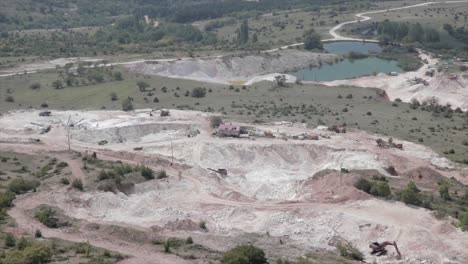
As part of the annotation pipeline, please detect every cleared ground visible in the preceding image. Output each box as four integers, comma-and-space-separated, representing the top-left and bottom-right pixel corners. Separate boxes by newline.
0, 109, 467, 264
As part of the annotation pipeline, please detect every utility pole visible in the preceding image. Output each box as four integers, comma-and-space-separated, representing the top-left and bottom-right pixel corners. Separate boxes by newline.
171, 140, 174, 165
66, 115, 71, 152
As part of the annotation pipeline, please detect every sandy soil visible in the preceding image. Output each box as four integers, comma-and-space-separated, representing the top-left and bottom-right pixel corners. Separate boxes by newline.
1, 109, 468, 264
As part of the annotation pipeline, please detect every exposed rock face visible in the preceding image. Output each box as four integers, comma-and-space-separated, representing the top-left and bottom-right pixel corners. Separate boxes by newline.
126, 50, 336, 84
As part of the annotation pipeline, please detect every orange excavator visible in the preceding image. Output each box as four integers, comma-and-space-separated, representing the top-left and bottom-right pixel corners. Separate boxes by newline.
369, 241, 401, 260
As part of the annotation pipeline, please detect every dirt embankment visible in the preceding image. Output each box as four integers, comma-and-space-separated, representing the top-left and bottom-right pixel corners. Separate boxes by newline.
126, 50, 336, 84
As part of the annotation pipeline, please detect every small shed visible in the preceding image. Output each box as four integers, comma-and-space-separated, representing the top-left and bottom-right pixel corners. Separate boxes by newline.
218, 123, 241, 137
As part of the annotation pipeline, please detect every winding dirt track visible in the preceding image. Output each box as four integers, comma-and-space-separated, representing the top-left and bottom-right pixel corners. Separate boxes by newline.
2, 1, 468, 78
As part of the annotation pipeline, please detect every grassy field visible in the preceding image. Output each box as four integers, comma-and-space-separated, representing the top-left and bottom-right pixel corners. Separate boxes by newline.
1, 68, 467, 163
342, 2, 468, 40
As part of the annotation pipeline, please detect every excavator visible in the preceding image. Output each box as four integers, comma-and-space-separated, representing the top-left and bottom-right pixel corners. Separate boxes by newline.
369, 241, 401, 260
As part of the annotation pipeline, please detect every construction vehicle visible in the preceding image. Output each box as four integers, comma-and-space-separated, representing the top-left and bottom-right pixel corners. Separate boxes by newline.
207, 168, 228, 176
39, 111, 51, 117
369, 241, 401, 260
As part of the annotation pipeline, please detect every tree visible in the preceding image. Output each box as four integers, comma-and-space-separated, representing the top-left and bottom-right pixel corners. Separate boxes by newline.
210, 116, 223, 128
34, 207, 59, 228
110, 92, 118, 101
439, 184, 450, 201
238, 20, 249, 44
221, 245, 268, 264
72, 179, 84, 191
52, 80, 64, 89
191, 87, 206, 98
461, 212, 468, 231
141, 166, 154, 180
137, 81, 150, 92
303, 29, 322, 50
29, 82, 41, 90
401, 181, 421, 206
122, 98, 134, 111
113, 71, 123, 81
5, 95, 14, 102
252, 33, 258, 43
5, 233, 16, 247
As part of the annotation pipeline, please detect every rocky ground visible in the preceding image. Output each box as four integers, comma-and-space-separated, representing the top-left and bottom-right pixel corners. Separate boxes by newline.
1, 109, 468, 264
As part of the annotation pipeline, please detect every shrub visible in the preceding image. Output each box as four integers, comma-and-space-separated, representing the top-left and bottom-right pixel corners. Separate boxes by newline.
199, 221, 207, 230
71, 179, 84, 191
17, 237, 31, 250
461, 212, 468, 231
40, 102, 48, 108
122, 98, 133, 111
366, 111, 372, 116
153, 97, 159, 103
439, 184, 450, 201
5, 233, 16, 247
35, 229, 42, 238
141, 166, 154, 180
5, 243, 52, 263
369, 181, 391, 198
191, 87, 206, 98
354, 178, 372, 193
5, 95, 14, 102
157, 170, 167, 179
221, 244, 268, 264
8, 179, 39, 194
186, 237, 193, 244
34, 207, 59, 228
336, 242, 364, 261
52, 80, 64, 89
401, 181, 421, 206
164, 241, 171, 253
60, 178, 70, 185
160, 110, 170, 116
113, 71, 123, 81
110, 92, 118, 101
210, 116, 223, 128
137, 81, 150, 92
0, 191, 16, 207
29, 82, 41, 90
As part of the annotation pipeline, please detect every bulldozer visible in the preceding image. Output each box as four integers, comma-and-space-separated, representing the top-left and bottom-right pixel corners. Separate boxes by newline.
370, 241, 401, 260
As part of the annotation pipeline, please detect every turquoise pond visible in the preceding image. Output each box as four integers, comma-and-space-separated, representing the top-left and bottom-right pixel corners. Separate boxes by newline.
288, 41, 403, 81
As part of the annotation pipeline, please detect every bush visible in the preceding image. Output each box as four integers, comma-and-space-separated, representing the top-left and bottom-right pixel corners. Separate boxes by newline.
210, 116, 223, 128
157, 170, 167, 179
40, 102, 48, 108
221, 245, 268, 264
29, 82, 41, 90
354, 178, 372, 193
369, 181, 391, 198
337, 242, 364, 261
110, 92, 118, 101
0, 191, 16, 207
60, 178, 70, 185
5, 233, 16, 247
191, 87, 206, 98
461, 212, 468, 231
122, 98, 133, 111
34, 207, 59, 228
141, 166, 154, 180
5, 95, 14, 102
6, 243, 52, 264
199, 221, 207, 230
186, 237, 193, 244
71, 179, 84, 191
439, 184, 450, 201
137, 81, 150, 92
52, 80, 64, 89
8, 179, 39, 194
35, 229, 42, 238
401, 181, 421, 206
